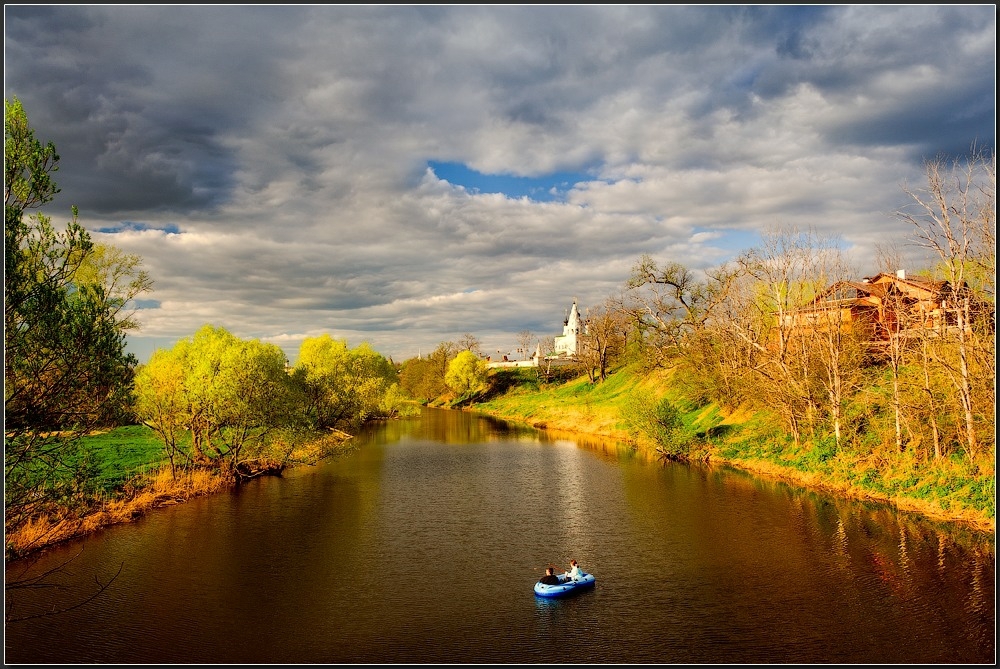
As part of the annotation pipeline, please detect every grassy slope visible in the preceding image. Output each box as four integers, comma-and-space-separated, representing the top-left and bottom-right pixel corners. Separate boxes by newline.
472, 364, 996, 536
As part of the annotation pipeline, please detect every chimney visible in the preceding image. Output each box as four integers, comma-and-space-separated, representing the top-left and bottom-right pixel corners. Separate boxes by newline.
896, 269, 906, 280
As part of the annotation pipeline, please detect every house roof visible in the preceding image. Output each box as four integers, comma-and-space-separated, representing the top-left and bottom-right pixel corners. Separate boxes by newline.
803, 273, 951, 309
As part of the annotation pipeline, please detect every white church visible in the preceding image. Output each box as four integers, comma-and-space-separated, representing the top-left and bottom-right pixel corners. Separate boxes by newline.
552, 298, 584, 358
486, 299, 585, 369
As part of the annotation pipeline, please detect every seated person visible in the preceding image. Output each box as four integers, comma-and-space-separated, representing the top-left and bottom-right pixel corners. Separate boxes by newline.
539, 567, 562, 585
565, 559, 582, 580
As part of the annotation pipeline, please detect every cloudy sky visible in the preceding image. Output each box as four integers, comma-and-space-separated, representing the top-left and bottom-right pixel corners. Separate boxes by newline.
5, 5, 995, 364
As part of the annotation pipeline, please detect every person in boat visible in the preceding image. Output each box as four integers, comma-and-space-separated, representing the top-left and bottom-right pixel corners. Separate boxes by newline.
539, 567, 562, 586
565, 559, 583, 581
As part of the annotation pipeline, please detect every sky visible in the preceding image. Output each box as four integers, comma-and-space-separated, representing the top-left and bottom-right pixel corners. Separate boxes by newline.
4, 5, 996, 365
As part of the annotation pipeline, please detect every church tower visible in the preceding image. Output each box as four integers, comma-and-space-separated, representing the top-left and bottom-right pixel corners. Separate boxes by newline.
553, 299, 582, 357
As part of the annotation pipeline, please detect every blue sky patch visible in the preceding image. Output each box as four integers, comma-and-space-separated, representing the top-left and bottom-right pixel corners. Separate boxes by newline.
133, 299, 162, 309
96, 221, 181, 235
428, 161, 592, 202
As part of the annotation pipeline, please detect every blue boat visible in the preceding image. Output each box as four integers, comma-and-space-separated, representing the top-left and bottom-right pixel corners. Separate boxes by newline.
534, 572, 596, 598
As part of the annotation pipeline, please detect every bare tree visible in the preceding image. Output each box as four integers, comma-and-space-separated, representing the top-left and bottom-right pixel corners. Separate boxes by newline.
515, 329, 536, 360
457, 333, 483, 357
579, 299, 628, 382
897, 148, 995, 461
802, 249, 862, 450
537, 335, 555, 357
731, 226, 844, 445
624, 254, 740, 367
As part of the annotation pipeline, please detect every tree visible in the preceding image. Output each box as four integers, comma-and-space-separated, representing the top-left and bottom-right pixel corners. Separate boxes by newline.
731, 227, 843, 446
134, 325, 307, 479
897, 148, 996, 462
445, 350, 488, 399
515, 329, 536, 360
398, 340, 457, 401
5, 97, 151, 546
132, 347, 189, 478
398, 356, 442, 402
624, 254, 740, 368
457, 333, 483, 357
800, 251, 864, 450
293, 335, 403, 430
579, 300, 628, 382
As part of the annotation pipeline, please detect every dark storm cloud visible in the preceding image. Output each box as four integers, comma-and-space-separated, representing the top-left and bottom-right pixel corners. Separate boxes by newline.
5, 5, 307, 216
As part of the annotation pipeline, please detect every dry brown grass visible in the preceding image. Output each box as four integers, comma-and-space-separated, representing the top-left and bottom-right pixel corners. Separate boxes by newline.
5, 465, 230, 559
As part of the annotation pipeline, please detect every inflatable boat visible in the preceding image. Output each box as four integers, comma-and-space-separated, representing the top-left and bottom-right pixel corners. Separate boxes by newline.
534, 572, 596, 598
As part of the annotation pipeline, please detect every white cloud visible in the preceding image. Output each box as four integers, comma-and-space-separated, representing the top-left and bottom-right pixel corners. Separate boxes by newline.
6, 5, 994, 364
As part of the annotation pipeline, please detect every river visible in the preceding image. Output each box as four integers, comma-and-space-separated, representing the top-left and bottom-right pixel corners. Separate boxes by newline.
3, 407, 995, 663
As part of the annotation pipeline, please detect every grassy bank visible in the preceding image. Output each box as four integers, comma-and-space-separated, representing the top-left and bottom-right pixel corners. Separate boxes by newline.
5, 427, 355, 559
472, 365, 996, 537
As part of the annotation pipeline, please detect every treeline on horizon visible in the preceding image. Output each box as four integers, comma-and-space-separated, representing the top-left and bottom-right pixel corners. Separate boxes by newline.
4, 94, 995, 559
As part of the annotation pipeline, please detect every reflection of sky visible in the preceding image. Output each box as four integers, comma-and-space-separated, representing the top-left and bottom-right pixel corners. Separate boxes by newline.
554, 441, 593, 565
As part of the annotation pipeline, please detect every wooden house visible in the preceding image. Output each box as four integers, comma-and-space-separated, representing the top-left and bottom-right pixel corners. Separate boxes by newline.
785, 270, 985, 344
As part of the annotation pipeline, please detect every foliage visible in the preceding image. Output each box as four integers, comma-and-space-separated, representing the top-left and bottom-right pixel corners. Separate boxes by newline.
445, 350, 489, 400
4, 96, 152, 540
133, 325, 306, 478
620, 389, 693, 458
476, 361, 993, 529
398, 341, 457, 401
293, 334, 407, 430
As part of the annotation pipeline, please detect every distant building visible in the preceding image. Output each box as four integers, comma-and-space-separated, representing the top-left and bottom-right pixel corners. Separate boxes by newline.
784, 269, 992, 348
485, 299, 585, 369
552, 299, 584, 357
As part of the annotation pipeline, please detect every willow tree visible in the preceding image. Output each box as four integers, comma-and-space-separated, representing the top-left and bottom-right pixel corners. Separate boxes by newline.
132, 346, 188, 478
445, 350, 489, 399
294, 334, 404, 430
133, 325, 305, 479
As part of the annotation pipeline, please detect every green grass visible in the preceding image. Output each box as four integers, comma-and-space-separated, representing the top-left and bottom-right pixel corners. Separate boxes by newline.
76, 425, 177, 491
473, 361, 996, 533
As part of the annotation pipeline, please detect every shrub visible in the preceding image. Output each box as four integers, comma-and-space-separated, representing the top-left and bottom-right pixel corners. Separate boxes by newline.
620, 390, 693, 459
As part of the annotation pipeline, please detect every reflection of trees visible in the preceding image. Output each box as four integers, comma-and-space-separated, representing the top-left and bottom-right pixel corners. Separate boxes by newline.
360, 408, 543, 446
5, 549, 122, 623
631, 459, 994, 627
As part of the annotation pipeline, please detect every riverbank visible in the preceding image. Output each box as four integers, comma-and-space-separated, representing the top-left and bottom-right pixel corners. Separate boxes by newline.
7, 384, 992, 561
5, 465, 231, 559
470, 366, 996, 539
5, 430, 358, 561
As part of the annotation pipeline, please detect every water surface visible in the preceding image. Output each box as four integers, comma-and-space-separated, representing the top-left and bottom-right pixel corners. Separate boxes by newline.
4, 408, 994, 663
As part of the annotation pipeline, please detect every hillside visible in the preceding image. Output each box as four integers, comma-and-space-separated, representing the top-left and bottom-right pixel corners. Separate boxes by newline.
470, 364, 996, 537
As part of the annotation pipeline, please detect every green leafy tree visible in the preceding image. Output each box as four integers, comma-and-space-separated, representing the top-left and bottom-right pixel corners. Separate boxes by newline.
133, 325, 306, 479
132, 347, 189, 478
398, 341, 456, 402
293, 335, 404, 430
620, 389, 692, 459
4, 97, 151, 545
445, 350, 488, 399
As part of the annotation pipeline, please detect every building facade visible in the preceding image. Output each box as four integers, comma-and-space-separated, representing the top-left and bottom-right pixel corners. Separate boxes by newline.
553, 299, 584, 357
